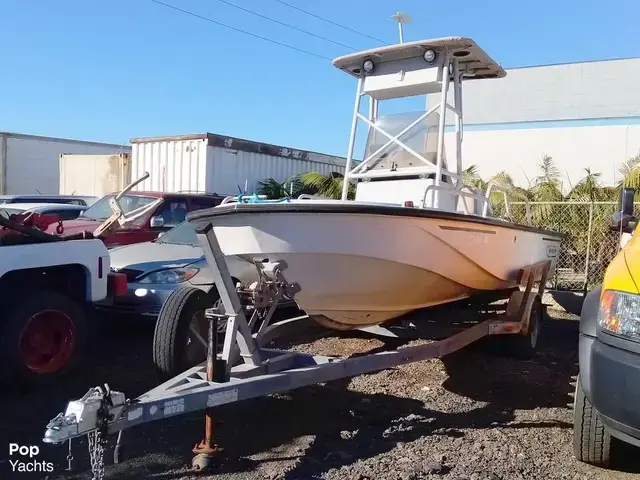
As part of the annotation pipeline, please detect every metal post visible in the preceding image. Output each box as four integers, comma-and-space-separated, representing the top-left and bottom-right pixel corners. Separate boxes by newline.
583, 202, 594, 295
191, 315, 223, 470
341, 76, 364, 200
392, 12, 411, 43
453, 61, 463, 186
434, 55, 450, 209
0, 134, 7, 195
368, 94, 374, 121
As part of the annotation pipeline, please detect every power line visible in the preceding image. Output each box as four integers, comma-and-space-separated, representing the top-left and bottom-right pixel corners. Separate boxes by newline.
273, 0, 388, 45
150, 0, 332, 61
215, 0, 356, 51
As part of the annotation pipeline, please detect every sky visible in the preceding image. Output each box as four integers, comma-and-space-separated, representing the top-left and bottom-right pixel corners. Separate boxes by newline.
1, 0, 640, 158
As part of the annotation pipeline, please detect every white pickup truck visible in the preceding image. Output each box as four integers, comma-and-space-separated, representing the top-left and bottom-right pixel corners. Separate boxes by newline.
0, 174, 150, 386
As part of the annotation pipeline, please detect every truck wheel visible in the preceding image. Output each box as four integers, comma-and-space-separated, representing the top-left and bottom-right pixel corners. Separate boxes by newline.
153, 286, 218, 382
573, 374, 612, 467
0, 290, 87, 386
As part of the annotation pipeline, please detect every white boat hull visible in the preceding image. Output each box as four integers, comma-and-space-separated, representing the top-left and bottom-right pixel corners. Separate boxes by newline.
191, 202, 563, 330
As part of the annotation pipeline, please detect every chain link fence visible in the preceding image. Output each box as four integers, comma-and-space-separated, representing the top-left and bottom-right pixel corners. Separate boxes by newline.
508, 201, 627, 293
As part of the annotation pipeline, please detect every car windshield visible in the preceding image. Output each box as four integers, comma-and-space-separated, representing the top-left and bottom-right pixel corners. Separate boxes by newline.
77, 194, 157, 221
155, 221, 199, 246
0, 207, 23, 218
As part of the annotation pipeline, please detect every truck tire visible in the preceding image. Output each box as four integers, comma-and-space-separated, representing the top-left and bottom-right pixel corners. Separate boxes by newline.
573, 373, 612, 467
153, 286, 216, 382
0, 290, 87, 386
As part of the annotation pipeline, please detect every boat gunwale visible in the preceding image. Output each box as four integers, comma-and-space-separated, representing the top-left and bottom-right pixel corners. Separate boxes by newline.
187, 202, 566, 240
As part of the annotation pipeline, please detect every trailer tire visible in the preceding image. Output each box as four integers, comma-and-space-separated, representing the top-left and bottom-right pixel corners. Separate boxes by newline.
153, 286, 215, 382
573, 373, 612, 467
493, 291, 542, 359
0, 290, 87, 387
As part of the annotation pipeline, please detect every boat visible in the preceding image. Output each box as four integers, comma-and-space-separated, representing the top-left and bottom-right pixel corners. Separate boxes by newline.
187, 30, 564, 331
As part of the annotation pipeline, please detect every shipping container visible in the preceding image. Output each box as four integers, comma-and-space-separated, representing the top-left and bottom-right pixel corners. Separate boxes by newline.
59, 153, 133, 197
0, 132, 131, 195
129, 133, 348, 196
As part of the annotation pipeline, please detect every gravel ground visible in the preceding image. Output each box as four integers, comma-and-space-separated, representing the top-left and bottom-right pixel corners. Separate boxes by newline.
2, 302, 640, 480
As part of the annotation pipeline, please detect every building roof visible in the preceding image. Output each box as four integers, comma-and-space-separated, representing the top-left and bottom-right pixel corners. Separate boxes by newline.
129, 132, 347, 166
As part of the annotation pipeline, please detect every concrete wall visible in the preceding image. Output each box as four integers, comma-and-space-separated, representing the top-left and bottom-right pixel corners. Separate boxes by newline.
446, 124, 640, 193
428, 57, 640, 191
431, 57, 640, 126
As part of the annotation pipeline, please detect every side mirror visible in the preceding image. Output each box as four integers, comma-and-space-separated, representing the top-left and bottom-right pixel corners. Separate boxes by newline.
611, 187, 637, 233
150, 216, 165, 228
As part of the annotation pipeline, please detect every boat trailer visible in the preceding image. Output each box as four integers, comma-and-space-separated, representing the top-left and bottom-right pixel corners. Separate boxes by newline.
41, 220, 552, 479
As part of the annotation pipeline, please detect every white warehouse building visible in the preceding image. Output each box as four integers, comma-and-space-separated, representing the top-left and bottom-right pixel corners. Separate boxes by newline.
432, 57, 640, 193
0, 132, 131, 195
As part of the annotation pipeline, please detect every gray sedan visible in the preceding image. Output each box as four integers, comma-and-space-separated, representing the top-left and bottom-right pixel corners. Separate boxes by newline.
94, 220, 265, 318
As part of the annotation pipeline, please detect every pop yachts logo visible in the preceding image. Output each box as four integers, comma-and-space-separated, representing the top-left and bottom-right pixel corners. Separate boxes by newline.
7, 443, 54, 473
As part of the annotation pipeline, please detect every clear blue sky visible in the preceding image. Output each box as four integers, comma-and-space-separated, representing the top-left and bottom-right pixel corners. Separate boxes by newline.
1, 0, 639, 158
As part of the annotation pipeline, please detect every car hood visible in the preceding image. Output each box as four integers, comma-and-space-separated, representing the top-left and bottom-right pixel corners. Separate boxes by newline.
109, 241, 203, 273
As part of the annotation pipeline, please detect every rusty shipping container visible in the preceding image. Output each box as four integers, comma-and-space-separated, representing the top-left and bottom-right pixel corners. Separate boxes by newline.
129, 133, 348, 196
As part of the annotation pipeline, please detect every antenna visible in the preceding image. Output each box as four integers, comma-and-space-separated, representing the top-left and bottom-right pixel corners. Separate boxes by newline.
391, 12, 411, 43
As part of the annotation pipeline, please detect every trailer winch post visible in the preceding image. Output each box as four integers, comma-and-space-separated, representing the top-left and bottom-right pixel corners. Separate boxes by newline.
192, 296, 224, 471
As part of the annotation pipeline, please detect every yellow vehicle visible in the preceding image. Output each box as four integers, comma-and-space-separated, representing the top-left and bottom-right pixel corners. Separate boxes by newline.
573, 187, 640, 468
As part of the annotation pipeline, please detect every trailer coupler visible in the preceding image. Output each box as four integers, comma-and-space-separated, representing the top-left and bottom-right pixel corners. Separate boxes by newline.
43, 385, 128, 445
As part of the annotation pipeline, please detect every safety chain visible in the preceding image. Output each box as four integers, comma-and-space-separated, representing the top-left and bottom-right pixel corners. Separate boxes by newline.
87, 384, 114, 480
88, 430, 106, 480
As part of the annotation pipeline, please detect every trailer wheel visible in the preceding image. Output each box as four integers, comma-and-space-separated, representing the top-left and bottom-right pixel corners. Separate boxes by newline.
153, 286, 219, 382
494, 290, 542, 359
0, 290, 87, 386
573, 374, 612, 467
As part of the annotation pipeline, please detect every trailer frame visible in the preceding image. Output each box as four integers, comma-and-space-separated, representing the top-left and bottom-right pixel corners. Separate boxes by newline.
42, 219, 551, 479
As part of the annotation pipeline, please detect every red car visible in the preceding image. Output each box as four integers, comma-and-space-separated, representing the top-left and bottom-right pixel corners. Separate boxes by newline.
46, 191, 226, 247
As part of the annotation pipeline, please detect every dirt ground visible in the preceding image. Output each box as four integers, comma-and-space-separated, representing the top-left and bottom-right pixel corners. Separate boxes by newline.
1, 305, 640, 480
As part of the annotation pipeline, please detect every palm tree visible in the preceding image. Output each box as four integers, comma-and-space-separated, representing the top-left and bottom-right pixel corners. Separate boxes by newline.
298, 171, 356, 200
256, 174, 318, 199
531, 155, 563, 201
618, 154, 640, 188
462, 165, 487, 190
566, 168, 616, 202
256, 178, 290, 199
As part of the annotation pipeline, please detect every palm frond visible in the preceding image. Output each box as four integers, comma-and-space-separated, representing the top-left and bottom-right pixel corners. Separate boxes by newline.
299, 171, 353, 200
620, 154, 640, 188
619, 154, 640, 179
256, 178, 288, 199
